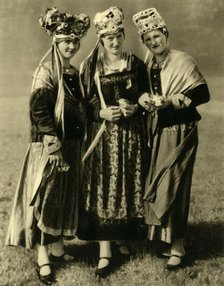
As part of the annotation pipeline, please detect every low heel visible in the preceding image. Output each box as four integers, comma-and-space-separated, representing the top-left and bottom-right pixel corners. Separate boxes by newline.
116, 243, 131, 261
95, 257, 112, 278
36, 263, 54, 285
166, 255, 185, 270
49, 252, 74, 264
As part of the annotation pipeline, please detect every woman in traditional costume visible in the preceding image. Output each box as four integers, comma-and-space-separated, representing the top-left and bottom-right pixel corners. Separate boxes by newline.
5, 7, 90, 284
133, 8, 210, 269
78, 6, 150, 278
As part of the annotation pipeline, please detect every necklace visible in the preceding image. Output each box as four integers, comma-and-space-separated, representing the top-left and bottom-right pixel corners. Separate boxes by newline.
153, 55, 169, 69
103, 52, 126, 72
63, 66, 73, 73
154, 49, 170, 68
153, 61, 165, 69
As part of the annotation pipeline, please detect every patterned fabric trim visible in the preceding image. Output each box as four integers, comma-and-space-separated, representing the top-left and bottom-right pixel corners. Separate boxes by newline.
32, 63, 54, 91
97, 51, 133, 75
43, 135, 62, 154
100, 73, 135, 85
171, 93, 192, 110
162, 121, 197, 131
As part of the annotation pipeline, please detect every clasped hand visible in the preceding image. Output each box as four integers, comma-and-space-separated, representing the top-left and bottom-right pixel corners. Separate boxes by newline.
99, 102, 137, 122
99, 106, 122, 122
49, 150, 70, 172
138, 93, 171, 111
119, 99, 137, 118
88, 96, 100, 109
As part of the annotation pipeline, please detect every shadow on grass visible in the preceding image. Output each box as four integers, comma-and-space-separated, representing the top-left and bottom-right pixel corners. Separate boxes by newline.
143, 221, 223, 267
187, 221, 224, 260
63, 221, 223, 270
64, 241, 98, 266
63, 240, 132, 276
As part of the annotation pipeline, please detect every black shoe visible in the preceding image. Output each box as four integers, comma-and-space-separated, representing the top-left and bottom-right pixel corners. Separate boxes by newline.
116, 243, 131, 261
49, 253, 74, 265
95, 257, 113, 278
157, 248, 171, 259
36, 263, 53, 285
166, 255, 184, 270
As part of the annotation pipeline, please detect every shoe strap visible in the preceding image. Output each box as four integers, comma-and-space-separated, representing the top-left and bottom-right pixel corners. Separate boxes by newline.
170, 254, 183, 258
39, 263, 51, 269
99, 257, 111, 260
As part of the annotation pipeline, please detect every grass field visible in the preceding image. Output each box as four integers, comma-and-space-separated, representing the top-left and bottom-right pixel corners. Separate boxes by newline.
0, 77, 223, 285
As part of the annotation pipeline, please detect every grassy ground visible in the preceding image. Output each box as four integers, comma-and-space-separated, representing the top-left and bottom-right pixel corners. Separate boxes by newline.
0, 77, 223, 285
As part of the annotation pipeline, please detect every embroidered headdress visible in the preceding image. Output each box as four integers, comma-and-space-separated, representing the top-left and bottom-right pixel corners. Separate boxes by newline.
93, 6, 124, 37
39, 7, 90, 39
132, 8, 167, 36
32, 8, 90, 138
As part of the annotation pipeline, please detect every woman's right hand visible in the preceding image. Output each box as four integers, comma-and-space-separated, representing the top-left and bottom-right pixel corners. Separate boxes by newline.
99, 106, 122, 122
49, 150, 64, 167
138, 92, 155, 112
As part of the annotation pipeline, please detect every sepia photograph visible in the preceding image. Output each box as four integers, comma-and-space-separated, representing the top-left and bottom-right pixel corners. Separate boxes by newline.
0, 0, 223, 285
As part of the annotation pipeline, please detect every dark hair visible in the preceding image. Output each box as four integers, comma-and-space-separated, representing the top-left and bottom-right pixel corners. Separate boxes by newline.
141, 27, 169, 42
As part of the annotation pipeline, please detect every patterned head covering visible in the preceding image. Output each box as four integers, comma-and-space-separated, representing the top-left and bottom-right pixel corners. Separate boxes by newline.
39, 7, 90, 39
93, 6, 124, 37
132, 8, 167, 37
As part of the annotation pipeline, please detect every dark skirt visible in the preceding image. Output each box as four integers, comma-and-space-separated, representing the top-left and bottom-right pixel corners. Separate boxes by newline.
78, 114, 148, 240
6, 139, 82, 249
144, 122, 198, 243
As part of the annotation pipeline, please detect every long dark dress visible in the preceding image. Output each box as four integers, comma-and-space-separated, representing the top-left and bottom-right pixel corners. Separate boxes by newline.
6, 62, 85, 248
144, 50, 210, 243
77, 52, 150, 240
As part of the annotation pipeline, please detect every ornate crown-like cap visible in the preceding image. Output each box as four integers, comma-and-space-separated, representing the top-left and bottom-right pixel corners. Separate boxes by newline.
39, 7, 90, 38
93, 6, 124, 37
132, 8, 166, 36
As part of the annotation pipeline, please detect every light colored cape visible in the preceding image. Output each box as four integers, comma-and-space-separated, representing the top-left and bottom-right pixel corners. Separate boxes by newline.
144, 50, 206, 223
147, 49, 206, 96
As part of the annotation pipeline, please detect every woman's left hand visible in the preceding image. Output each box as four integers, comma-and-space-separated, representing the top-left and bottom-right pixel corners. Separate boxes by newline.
154, 96, 172, 110
120, 102, 138, 118
88, 96, 100, 110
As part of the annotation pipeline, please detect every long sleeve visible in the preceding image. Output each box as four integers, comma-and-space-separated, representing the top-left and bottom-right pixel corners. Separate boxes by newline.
30, 88, 57, 137
30, 62, 59, 141
184, 83, 210, 107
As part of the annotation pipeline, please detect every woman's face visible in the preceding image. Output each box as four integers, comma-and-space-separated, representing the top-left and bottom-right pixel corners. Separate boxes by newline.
142, 30, 169, 57
101, 31, 125, 55
57, 38, 80, 60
